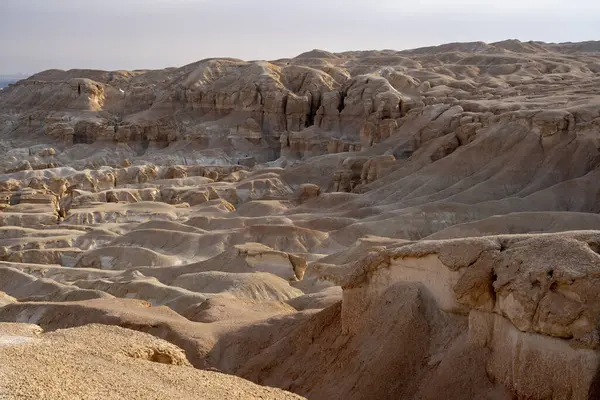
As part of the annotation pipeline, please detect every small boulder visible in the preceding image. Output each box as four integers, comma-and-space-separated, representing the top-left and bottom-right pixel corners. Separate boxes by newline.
295, 184, 321, 203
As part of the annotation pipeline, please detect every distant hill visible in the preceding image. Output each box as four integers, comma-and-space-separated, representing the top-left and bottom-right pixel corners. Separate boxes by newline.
0, 74, 29, 89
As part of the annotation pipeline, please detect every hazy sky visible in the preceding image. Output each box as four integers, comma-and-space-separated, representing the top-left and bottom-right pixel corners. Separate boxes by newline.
1, 0, 598, 74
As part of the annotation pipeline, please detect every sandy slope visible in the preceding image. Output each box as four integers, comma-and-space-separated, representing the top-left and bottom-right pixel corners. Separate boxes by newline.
0, 323, 303, 399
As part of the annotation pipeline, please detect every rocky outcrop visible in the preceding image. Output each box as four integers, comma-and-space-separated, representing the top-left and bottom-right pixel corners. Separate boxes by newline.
0, 291, 16, 307
2, 41, 599, 169
207, 232, 600, 399
294, 184, 321, 204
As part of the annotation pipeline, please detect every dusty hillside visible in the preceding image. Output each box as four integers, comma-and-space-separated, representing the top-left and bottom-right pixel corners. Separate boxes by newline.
1, 39, 600, 399
0, 323, 303, 399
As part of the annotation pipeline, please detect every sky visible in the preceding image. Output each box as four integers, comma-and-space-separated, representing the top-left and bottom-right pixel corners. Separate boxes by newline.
1, 0, 598, 74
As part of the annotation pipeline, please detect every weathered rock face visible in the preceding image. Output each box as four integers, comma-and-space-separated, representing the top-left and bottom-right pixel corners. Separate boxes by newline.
2, 41, 597, 184
0, 78, 105, 113
294, 183, 321, 204
0, 48, 447, 161
210, 232, 600, 400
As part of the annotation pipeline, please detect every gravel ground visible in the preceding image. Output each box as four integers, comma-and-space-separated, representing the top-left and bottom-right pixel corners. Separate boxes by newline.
0, 323, 304, 400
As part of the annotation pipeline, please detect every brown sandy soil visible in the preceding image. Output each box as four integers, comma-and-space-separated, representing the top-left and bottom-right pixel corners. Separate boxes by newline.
0, 323, 304, 399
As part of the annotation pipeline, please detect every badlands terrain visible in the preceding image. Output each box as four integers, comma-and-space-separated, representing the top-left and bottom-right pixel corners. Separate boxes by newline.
1, 39, 600, 399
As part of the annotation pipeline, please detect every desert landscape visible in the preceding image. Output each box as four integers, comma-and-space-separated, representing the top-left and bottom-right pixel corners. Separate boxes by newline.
1, 39, 600, 399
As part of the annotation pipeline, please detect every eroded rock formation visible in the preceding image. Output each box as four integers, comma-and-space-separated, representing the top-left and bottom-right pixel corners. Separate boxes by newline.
1, 39, 600, 399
